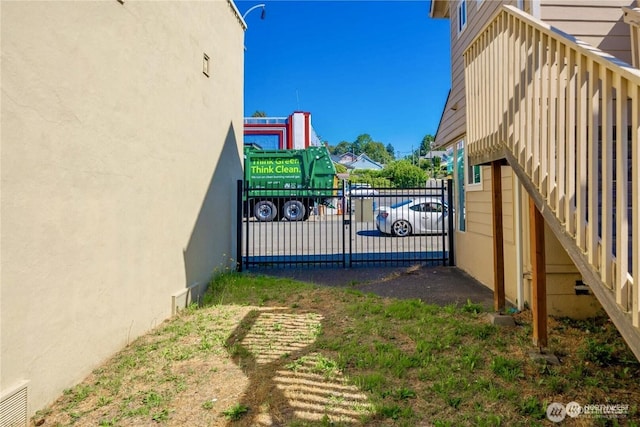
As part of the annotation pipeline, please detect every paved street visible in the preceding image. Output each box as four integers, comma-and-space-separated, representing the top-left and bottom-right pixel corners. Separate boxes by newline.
242, 214, 449, 266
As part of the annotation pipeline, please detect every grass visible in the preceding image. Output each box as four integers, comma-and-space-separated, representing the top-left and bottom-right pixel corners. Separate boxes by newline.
34, 271, 640, 426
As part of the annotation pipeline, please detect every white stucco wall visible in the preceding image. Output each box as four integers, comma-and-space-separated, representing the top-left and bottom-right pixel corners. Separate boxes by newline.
1, 0, 244, 418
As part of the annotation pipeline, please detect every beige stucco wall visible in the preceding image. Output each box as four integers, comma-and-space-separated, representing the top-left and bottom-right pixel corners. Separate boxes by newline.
1, 0, 244, 418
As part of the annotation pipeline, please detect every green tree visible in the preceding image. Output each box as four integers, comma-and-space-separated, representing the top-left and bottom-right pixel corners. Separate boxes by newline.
386, 143, 395, 160
330, 141, 352, 155
363, 141, 393, 164
334, 163, 348, 174
251, 111, 267, 117
382, 160, 427, 187
352, 134, 373, 155
420, 134, 435, 156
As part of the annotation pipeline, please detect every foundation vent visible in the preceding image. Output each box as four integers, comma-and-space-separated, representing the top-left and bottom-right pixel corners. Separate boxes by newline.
0, 381, 29, 427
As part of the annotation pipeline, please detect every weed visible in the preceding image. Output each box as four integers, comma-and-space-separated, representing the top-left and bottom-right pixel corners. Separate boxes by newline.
376, 403, 414, 421
152, 408, 169, 422
377, 404, 402, 420
313, 354, 339, 377
546, 376, 567, 394
579, 338, 615, 366
473, 414, 503, 426
96, 396, 112, 407
472, 323, 497, 340
384, 299, 426, 320
447, 396, 462, 409
519, 396, 545, 419
201, 400, 215, 410
462, 299, 484, 314
142, 390, 164, 408
382, 387, 417, 401
356, 373, 386, 394
490, 356, 523, 381
461, 345, 483, 371
222, 403, 249, 420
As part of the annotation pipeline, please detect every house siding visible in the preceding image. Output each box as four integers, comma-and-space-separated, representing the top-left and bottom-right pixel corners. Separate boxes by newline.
540, 0, 634, 64
1, 1, 244, 417
435, 0, 634, 148
435, 0, 515, 148
455, 165, 518, 304
434, 0, 617, 315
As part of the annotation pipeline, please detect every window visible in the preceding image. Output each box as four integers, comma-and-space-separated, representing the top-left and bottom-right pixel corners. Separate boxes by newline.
476, 0, 484, 7
202, 53, 210, 77
411, 202, 438, 213
465, 150, 482, 190
457, 0, 467, 34
456, 140, 466, 231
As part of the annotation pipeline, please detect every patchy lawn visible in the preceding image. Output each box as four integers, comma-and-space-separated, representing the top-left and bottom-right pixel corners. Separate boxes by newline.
34, 272, 640, 426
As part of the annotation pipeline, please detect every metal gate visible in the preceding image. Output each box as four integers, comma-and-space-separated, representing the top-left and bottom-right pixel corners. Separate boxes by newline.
236, 180, 454, 270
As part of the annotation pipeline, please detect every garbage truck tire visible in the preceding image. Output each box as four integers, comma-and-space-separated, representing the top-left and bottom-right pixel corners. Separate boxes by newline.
254, 200, 277, 222
282, 200, 305, 221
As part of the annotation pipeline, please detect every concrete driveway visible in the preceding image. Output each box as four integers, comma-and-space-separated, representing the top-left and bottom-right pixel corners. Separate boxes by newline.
249, 264, 495, 309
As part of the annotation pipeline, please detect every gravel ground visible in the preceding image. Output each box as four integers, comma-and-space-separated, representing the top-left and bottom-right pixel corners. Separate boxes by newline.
248, 264, 496, 309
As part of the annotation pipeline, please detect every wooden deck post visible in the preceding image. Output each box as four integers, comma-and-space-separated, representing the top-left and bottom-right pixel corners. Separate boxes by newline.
529, 196, 548, 348
491, 161, 506, 312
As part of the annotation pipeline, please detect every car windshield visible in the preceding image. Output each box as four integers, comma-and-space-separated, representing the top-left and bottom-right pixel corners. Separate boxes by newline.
390, 199, 413, 209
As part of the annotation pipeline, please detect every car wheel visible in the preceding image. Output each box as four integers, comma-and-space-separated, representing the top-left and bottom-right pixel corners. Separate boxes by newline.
254, 200, 277, 222
283, 200, 305, 221
392, 220, 412, 237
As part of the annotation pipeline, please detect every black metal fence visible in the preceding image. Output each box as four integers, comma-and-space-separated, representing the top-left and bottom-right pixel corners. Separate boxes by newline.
236, 180, 454, 270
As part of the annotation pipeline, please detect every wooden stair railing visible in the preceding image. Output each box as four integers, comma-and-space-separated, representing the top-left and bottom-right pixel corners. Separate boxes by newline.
464, 5, 640, 360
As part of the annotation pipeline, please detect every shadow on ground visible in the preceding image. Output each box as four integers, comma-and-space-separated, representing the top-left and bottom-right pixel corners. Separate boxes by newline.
224, 307, 372, 425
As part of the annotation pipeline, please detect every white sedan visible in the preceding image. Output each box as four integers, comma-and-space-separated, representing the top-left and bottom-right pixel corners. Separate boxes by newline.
376, 197, 448, 237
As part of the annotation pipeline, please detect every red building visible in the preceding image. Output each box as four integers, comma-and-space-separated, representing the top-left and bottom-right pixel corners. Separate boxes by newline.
244, 111, 321, 150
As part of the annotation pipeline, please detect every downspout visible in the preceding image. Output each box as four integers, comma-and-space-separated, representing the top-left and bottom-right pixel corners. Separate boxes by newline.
531, 0, 541, 19
515, 179, 524, 310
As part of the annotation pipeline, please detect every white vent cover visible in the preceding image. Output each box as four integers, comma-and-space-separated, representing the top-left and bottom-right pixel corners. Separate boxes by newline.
0, 381, 29, 427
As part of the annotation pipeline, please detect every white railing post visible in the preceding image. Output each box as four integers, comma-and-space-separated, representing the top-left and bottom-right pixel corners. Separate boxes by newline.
615, 74, 629, 310
633, 84, 640, 328
601, 68, 613, 288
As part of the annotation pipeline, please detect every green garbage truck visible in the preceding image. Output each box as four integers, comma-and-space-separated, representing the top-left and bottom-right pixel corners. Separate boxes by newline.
244, 145, 338, 222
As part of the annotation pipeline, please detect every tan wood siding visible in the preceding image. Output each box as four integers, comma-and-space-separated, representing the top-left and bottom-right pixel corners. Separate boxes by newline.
502, 168, 515, 245
540, 1, 633, 63
436, 0, 519, 147
436, 0, 635, 147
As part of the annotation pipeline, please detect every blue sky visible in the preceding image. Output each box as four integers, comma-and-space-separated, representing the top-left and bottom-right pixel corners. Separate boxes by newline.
238, 0, 451, 158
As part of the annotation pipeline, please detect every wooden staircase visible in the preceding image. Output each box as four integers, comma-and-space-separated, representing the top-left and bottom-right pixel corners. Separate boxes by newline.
464, 5, 640, 360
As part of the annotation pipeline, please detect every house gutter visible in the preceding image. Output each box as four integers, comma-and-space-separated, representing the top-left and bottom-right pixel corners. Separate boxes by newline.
228, 0, 248, 30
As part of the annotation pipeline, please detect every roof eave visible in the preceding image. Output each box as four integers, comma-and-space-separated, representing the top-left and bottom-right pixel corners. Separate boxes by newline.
429, 0, 449, 19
